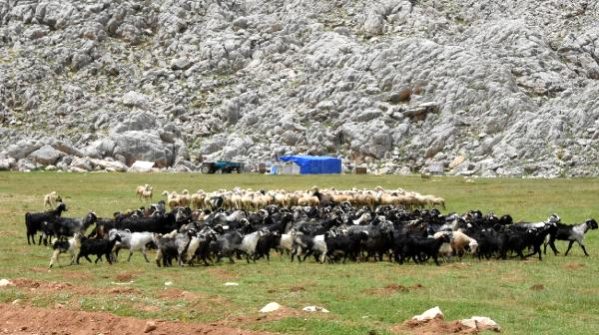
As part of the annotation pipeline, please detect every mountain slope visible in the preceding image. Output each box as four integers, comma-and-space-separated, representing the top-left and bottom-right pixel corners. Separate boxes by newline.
1, 0, 598, 176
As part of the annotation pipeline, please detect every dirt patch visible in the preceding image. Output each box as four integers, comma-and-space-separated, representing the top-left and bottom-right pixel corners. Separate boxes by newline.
12, 278, 140, 297
365, 283, 425, 296
61, 271, 94, 281
392, 317, 477, 335
289, 285, 305, 292
12, 279, 89, 294
446, 263, 471, 270
206, 267, 240, 281
563, 262, 585, 270
114, 271, 138, 282
108, 287, 141, 295
217, 306, 305, 328
530, 284, 545, 291
0, 304, 271, 335
158, 288, 203, 301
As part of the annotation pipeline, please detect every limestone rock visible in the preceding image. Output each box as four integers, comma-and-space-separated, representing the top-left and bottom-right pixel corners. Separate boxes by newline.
1, 0, 599, 177
122, 91, 149, 108
460, 316, 500, 332
0, 157, 16, 171
412, 306, 444, 322
29, 145, 63, 165
128, 160, 155, 173
259, 302, 282, 313
112, 131, 171, 167
6, 140, 42, 160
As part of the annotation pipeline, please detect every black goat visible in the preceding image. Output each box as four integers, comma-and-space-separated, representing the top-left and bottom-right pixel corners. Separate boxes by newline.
115, 212, 178, 234
394, 233, 450, 266
325, 230, 368, 263
76, 234, 121, 265
46, 211, 97, 240
25, 203, 67, 245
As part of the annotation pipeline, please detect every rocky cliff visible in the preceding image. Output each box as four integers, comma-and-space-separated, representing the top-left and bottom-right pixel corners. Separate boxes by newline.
1, 0, 598, 176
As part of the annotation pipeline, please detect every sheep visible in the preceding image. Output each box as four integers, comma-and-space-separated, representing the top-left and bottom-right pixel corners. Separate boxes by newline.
162, 191, 180, 209
136, 184, 149, 200
25, 203, 67, 245
48, 232, 82, 268
451, 231, 478, 257
43, 191, 62, 209
76, 234, 122, 265
544, 219, 598, 256
141, 186, 153, 202
179, 190, 191, 207
109, 229, 154, 262
191, 190, 206, 209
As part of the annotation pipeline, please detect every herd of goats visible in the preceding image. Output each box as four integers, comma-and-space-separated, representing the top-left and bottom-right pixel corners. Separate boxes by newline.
24, 186, 598, 268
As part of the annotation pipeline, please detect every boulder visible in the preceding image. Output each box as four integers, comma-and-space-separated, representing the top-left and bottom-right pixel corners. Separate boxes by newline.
122, 91, 149, 108
89, 158, 127, 172
302, 306, 330, 313
143, 321, 157, 333
222, 136, 254, 160
83, 138, 116, 158
29, 145, 64, 165
17, 159, 37, 172
70, 157, 93, 171
259, 302, 282, 313
0, 157, 16, 171
128, 160, 155, 173
6, 140, 42, 160
460, 316, 500, 332
412, 306, 444, 322
51, 140, 84, 157
0, 279, 14, 287
111, 112, 157, 133
363, 12, 384, 36
69, 166, 89, 173
112, 131, 171, 167
171, 58, 193, 70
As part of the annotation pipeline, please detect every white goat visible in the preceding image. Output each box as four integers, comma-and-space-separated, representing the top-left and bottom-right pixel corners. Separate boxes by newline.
48, 232, 82, 268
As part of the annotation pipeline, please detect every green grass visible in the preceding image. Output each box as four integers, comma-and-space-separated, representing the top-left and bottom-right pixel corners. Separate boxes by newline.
1, 172, 599, 334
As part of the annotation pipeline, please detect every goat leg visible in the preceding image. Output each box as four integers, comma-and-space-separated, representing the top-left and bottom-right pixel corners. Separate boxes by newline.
579, 242, 589, 256
544, 238, 559, 255
142, 250, 150, 263
565, 241, 575, 256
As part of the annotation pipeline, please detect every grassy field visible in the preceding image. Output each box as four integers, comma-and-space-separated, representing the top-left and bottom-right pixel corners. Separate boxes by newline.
0, 172, 598, 334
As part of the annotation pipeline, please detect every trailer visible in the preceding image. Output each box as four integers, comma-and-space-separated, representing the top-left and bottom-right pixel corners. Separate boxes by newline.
200, 161, 243, 174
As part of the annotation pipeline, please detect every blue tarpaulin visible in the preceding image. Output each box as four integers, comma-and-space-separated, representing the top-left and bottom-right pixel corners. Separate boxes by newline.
279, 155, 342, 174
